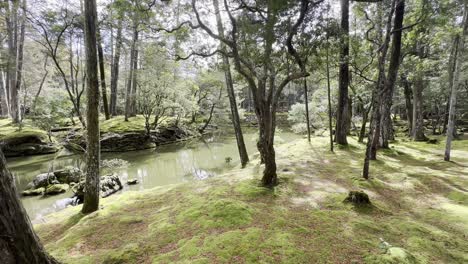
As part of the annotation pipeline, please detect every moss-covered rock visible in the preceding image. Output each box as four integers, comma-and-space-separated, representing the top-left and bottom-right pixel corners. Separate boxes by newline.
45, 184, 69, 195
344, 190, 371, 205
0, 119, 60, 157
22, 187, 45, 196
65, 116, 196, 152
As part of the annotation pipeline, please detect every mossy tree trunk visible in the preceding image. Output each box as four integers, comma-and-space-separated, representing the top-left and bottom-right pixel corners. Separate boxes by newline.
0, 149, 59, 264
82, 0, 101, 214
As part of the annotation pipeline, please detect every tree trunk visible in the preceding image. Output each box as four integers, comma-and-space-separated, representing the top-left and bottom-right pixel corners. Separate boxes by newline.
0, 149, 59, 264
412, 74, 427, 141
336, 0, 350, 145
32, 60, 48, 112
0, 72, 9, 117
97, 30, 110, 120
213, 0, 249, 167
359, 104, 371, 143
5, 0, 19, 123
13, 0, 26, 123
110, 18, 122, 116
326, 37, 334, 152
304, 78, 311, 142
82, 0, 101, 214
445, 6, 468, 161
257, 108, 277, 187
380, 0, 405, 148
402, 75, 413, 135
124, 26, 138, 121
130, 48, 139, 117
363, 0, 398, 179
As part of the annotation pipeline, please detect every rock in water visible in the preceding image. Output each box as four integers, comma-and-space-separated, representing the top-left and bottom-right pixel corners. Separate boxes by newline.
26, 172, 59, 190
54, 167, 83, 183
72, 174, 123, 202
45, 184, 69, 195
25, 168, 83, 190
343, 191, 371, 205
127, 178, 138, 185
101, 174, 123, 197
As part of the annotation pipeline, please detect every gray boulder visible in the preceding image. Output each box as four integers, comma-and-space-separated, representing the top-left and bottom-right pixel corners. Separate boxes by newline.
26, 173, 58, 190
72, 174, 123, 202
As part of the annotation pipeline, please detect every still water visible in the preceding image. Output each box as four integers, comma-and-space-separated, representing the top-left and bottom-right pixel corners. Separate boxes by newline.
7, 130, 300, 222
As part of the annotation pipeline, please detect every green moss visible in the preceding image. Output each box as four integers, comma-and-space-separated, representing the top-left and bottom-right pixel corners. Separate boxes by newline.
33, 134, 468, 264
100, 116, 146, 133
235, 180, 273, 198
178, 198, 253, 228
448, 191, 468, 205
102, 243, 140, 264
365, 247, 417, 264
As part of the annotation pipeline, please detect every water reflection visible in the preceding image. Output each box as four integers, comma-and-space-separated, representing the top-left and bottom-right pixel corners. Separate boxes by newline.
8, 130, 300, 221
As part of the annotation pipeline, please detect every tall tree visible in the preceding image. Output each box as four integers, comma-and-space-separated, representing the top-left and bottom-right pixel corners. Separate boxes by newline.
445, 3, 468, 161
191, 0, 315, 186
97, 31, 110, 120
363, 0, 405, 179
212, 0, 249, 167
125, 24, 139, 121
0, 149, 59, 263
5, 0, 19, 123
110, 16, 123, 116
336, 0, 351, 145
379, 0, 406, 148
14, 0, 27, 124
82, 0, 101, 214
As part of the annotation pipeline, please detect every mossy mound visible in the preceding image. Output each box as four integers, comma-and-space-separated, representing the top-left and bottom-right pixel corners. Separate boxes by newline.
35, 135, 468, 263
0, 119, 59, 157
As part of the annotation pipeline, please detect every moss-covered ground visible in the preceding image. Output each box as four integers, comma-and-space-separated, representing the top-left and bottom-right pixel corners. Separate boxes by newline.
35, 135, 468, 263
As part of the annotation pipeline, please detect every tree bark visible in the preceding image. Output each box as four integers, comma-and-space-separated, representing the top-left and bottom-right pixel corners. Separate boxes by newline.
304, 78, 311, 142
336, 0, 351, 145
212, 0, 249, 167
97, 30, 110, 120
124, 26, 138, 121
0, 149, 60, 264
130, 48, 139, 117
363, 0, 398, 179
82, 0, 101, 214
13, 0, 26, 123
411, 73, 427, 141
5, 0, 19, 123
402, 74, 413, 135
110, 18, 123, 116
358, 103, 371, 143
0, 72, 9, 117
445, 5, 468, 161
380, 0, 405, 148
326, 36, 334, 152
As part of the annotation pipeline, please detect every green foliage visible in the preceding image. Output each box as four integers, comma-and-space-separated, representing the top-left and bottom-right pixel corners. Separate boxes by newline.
31, 93, 73, 141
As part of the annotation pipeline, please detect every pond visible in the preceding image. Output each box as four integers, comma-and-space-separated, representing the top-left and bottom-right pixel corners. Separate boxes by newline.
7, 129, 301, 222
